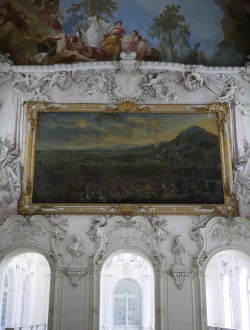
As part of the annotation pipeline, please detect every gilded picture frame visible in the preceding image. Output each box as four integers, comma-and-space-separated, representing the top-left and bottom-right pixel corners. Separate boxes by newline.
19, 101, 238, 217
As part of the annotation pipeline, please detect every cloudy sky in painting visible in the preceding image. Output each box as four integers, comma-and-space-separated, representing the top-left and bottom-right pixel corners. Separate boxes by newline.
114, 0, 224, 56
36, 112, 218, 151
60, 0, 225, 58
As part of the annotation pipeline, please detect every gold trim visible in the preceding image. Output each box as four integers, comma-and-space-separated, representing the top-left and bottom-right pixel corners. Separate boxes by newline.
19, 101, 237, 217
195, 102, 229, 132
105, 101, 151, 112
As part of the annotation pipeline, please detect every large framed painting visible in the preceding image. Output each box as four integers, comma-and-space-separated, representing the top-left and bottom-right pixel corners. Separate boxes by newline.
19, 101, 238, 217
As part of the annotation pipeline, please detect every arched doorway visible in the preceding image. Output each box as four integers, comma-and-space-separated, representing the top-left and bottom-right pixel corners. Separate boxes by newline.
99, 252, 155, 330
205, 250, 250, 330
0, 252, 50, 330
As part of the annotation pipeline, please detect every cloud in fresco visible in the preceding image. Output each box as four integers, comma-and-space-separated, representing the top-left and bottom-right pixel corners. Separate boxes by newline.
115, 0, 224, 57
36, 112, 218, 151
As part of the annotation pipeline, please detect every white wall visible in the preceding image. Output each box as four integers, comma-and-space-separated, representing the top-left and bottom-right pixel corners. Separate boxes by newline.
0, 57, 250, 330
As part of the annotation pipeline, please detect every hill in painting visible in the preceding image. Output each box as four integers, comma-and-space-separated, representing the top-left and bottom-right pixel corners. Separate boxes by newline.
33, 125, 224, 205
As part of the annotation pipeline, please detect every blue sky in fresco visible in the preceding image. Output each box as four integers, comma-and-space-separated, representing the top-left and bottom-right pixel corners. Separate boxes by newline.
59, 0, 225, 59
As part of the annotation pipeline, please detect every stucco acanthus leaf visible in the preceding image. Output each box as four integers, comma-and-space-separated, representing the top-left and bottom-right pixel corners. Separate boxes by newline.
0, 52, 13, 86
233, 131, 250, 214
48, 230, 65, 267
190, 226, 206, 267
0, 137, 21, 205
151, 218, 169, 253
10, 217, 46, 242
87, 222, 102, 246
211, 218, 250, 244
103, 219, 151, 251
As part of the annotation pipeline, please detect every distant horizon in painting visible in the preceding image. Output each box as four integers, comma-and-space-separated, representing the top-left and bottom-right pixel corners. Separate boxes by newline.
0, 0, 249, 65
32, 112, 224, 205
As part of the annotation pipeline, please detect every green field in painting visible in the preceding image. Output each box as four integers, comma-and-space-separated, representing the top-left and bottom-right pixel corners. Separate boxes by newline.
32, 125, 224, 205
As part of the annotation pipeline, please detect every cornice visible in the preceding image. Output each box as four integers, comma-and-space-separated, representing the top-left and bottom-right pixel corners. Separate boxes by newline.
8, 61, 246, 74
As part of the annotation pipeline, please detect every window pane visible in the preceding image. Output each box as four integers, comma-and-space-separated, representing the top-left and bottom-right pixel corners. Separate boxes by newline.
114, 280, 141, 326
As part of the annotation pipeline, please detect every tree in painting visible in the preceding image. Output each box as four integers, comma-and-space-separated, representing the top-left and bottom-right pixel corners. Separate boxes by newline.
67, 0, 117, 22
147, 5, 190, 62
148, 4, 208, 64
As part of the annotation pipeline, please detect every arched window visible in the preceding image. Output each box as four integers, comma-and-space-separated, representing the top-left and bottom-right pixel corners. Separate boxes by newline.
0, 253, 50, 329
206, 251, 250, 329
113, 279, 141, 329
99, 253, 155, 330
1, 274, 9, 327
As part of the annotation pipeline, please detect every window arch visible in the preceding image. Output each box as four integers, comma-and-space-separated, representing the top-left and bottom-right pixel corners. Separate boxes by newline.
0, 252, 50, 329
99, 252, 155, 330
113, 279, 142, 328
205, 250, 250, 330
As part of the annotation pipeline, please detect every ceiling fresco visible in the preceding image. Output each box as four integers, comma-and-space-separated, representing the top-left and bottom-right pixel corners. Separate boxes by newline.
0, 0, 249, 66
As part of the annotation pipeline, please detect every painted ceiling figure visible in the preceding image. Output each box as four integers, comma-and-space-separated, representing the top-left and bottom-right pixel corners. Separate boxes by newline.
109, 20, 126, 37
0, 1, 41, 38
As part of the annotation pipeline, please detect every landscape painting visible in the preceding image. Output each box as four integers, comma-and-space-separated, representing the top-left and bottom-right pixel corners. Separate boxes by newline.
0, 0, 249, 65
31, 108, 224, 207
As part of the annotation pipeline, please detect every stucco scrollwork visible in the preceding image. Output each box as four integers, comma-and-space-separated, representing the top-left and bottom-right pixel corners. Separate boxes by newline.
211, 217, 250, 244
90, 216, 167, 268
48, 230, 65, 267
10, 216, 46, 242
0, 52, 13, 86
0, 137, 21, 222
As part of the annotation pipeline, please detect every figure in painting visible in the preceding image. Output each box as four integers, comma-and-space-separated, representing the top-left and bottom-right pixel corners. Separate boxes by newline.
40, 33, 95, 62
0, 0, 162, 64
109, 20, 126, 37
0, 0, 41, 38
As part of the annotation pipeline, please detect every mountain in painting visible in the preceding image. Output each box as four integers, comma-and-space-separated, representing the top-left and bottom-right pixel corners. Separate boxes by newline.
33, 125, 224, 205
